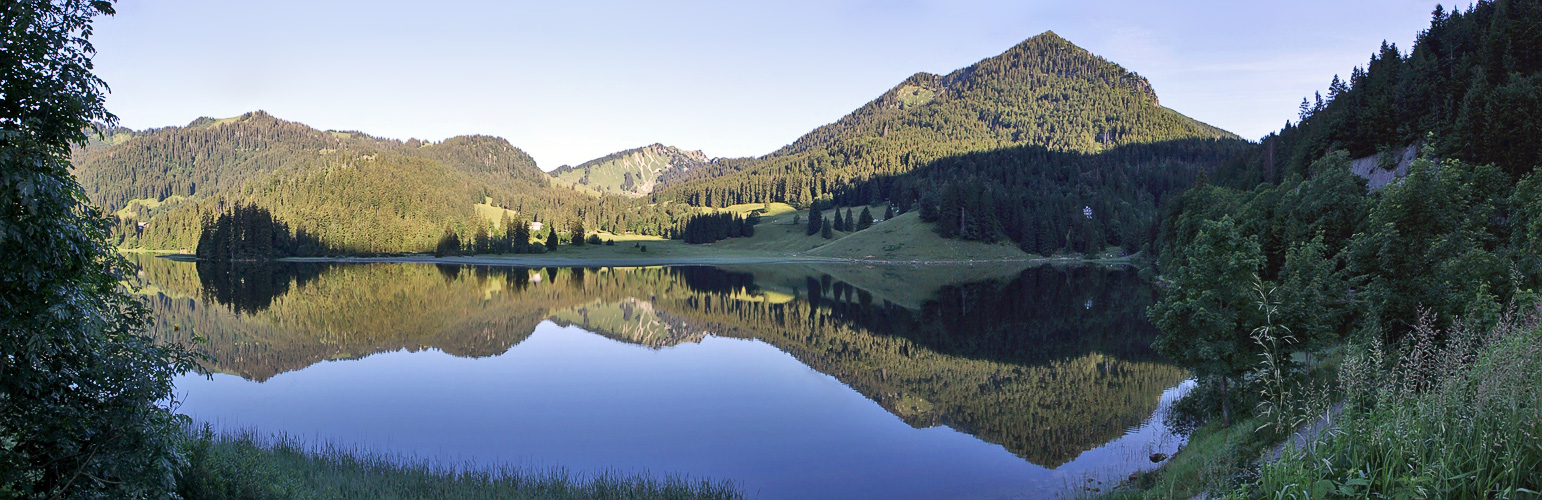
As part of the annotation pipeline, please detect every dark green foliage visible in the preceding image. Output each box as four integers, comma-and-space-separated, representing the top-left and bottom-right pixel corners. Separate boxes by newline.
806, 207, 823, 236
1153, 3, 1542, 433
434, 227, 462, 257
1349, 152, 1516, 337
569, 220, 585, 246
678, 212, 752, 244
1148, 216, 1264, 424
195, 203, 325, 260
858, 207, 873, 230
473, 224, 491, 254
0, 2, 196, 497
510, 219, 531, 254
821, 219, 833, 239
544, 229, 559, 252
882, 204, 894, 221
1248, 0, 1542, 185
909, 139, 1248, 254
832, 209, 846, 231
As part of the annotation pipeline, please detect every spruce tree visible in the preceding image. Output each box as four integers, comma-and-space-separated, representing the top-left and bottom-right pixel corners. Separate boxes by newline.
513, 219, 531, 253
545, 229, 559, 251
883, 204, 895, 220
807, 207, 824, 235
845, 209, 856, 231
570, 220, 586, 246
859, 207, 874, 230
833, 209, 846, 231
821, 218, 834, 239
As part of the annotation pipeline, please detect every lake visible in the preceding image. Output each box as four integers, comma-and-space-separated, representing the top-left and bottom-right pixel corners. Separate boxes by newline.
131, 256, 1191, 499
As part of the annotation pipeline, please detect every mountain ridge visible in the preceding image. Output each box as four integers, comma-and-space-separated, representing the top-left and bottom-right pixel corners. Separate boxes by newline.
550, 143, 709, 196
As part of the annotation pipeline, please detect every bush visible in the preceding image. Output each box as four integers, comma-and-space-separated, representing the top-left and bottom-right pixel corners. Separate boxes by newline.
1, 3, 198, 498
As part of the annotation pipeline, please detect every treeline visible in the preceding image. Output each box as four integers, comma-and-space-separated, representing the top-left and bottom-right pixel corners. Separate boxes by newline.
194, 203, 324, 260
1221, 0, 1542, 186
907, 139, 1251, 255
677, 212, 756, 244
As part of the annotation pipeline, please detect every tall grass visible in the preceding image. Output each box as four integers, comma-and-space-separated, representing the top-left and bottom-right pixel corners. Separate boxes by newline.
177, 427, 744, 500
1252, 310, 1542, 499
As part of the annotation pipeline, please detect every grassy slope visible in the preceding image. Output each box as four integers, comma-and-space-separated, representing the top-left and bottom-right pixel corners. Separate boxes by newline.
805, 211, 1030, 261
550, 145, 707, 196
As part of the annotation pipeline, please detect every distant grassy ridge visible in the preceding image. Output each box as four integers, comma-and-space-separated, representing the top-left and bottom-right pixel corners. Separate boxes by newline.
178, 427, 743, 500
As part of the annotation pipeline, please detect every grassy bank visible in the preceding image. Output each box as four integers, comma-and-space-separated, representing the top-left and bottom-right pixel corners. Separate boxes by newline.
178, 428, 744, 500
1102, 314, 1542, 499
1250, 315, 1542, 499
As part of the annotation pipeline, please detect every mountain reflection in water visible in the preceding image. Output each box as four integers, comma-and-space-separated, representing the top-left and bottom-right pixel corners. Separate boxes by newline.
132, 255, 1189, 497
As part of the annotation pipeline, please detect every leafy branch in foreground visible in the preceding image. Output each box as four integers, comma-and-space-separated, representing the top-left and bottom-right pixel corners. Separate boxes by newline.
0, 1, 197, 498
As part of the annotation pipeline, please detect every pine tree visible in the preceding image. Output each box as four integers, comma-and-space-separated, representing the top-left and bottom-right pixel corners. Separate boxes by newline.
807, 207, 824, 235
845, 209, 856, 232
821, 218, 834, 239
858, 207, 874, 230
883, 204, 894, 221
513, 219, 531, 253
474, 224, 491, 254
833, 209, 846, 231
545, 229, 559, 251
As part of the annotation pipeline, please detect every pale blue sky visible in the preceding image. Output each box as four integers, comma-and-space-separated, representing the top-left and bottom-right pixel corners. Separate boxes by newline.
93, 0, 1454, 169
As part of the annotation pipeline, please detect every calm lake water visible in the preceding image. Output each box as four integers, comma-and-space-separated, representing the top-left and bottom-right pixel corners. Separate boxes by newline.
133, 256, 1191, 500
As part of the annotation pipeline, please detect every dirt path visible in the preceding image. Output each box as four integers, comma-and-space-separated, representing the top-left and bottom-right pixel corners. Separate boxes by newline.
1263, 401, 1345, 462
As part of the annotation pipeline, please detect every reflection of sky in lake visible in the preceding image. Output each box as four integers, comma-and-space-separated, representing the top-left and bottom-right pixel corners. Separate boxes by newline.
176, 321, 1188, 500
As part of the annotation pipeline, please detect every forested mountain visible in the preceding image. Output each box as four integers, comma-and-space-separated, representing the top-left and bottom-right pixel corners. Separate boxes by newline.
72, 111, 624, 254
550, 143, 709, 196
648, 31, 1250, 255
654, 31, 1240, 208
79, 33, 1254, 258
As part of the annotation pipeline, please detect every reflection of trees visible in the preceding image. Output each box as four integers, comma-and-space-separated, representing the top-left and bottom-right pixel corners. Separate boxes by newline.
136, 259, 1184, 466
195, 260, 330, 315
642, 267, 1187, 467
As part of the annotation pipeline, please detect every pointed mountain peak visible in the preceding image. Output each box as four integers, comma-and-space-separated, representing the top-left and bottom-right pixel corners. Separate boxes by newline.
952, 31, 1159, 105
1028, 30, 1064, 42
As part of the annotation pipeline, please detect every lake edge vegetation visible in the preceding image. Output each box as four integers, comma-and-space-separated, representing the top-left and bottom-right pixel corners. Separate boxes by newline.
1115, 2, 1542, 498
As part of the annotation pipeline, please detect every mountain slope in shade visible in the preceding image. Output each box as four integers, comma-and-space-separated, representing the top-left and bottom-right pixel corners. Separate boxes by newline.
656, 31, 1240, 201
550, 143, 709, 196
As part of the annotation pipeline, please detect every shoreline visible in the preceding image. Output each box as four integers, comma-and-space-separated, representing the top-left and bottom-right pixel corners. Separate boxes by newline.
140, 251, 1145, 268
